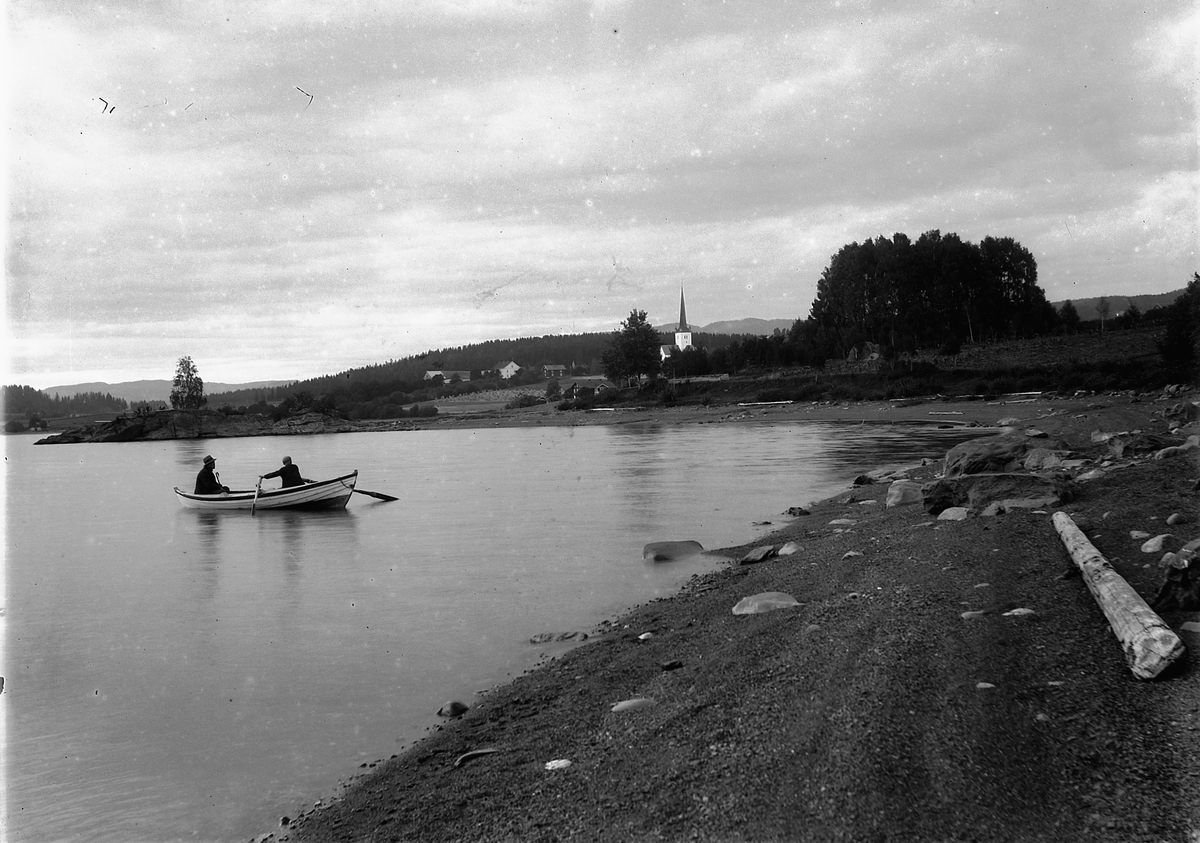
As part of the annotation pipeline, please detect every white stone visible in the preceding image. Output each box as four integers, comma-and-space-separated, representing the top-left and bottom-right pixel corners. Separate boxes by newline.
1003, 607, 1037, 617
732, 592, 801, 615
776, 541, 803, 556
937, 507, 971, 521
1141, 534, 1174, 553
611, 698, 657, 713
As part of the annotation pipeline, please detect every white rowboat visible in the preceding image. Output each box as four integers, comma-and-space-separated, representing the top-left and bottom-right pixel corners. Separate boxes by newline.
174, 471, 358, 511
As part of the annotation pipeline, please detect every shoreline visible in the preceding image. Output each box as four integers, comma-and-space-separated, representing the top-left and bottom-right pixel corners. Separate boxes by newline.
31, 391, 1143, 445
273, 389, 1200, 843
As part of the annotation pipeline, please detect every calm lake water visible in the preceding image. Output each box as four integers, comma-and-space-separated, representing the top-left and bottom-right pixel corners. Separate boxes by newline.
4, 421, 981, 842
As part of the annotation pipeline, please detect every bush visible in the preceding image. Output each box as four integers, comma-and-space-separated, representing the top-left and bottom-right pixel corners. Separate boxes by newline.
505, 393, 544, 410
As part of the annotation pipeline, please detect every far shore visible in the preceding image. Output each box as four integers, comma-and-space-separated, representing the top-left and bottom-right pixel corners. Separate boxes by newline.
29, 385, 1173, 447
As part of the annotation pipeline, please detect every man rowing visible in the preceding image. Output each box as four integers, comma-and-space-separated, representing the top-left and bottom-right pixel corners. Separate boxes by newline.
260, 456, 312, 488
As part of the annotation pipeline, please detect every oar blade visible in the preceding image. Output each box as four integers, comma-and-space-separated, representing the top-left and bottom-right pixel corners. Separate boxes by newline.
354, 488, 399, 502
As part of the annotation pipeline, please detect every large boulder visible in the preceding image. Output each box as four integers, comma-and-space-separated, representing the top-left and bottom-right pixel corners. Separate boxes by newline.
1105, 432, 1175, 458
642, 540, 704, 561
923, 473, 1078, 515
943, 435, 1027, 478
886, 479, 924, 508
1150, 554, 1200, 612
1023, 448, 1071, 472
1154, 435, 1200, 461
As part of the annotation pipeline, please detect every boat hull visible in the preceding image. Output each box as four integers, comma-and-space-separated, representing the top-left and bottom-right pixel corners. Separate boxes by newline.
174, 471, 358, 511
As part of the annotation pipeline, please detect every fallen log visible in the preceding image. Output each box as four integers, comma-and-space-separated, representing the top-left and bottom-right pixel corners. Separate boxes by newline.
1052, 511, 1185, 679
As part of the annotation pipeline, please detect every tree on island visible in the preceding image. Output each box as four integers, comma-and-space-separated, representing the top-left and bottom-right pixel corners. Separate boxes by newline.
170, 356, 207, 410
601, 309, 661, 387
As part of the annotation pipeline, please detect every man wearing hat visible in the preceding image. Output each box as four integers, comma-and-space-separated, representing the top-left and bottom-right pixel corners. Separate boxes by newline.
194, 455, 230, 495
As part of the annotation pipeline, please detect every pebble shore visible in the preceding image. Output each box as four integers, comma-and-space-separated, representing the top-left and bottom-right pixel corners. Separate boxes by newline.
273, 392, 1200, 843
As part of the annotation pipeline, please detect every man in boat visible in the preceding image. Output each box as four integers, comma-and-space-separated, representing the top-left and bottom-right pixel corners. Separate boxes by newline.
194, 455, 230, 494
260, 456, 311, 488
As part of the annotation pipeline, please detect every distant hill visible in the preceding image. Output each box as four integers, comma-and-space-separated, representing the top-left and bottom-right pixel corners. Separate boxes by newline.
656, 318, 797, 335
1049, 289, 1184, 322
42, 379, 293, 404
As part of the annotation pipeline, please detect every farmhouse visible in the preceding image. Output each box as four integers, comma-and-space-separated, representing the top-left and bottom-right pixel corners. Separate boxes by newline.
423, 370, 472, 383
562, 378, 617, 399
493, 361, 522, 379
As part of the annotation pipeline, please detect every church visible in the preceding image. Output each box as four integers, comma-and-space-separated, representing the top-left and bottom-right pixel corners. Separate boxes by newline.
660, 285, 694, 361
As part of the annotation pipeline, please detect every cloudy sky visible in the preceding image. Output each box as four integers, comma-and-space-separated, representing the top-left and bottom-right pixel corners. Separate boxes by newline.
7, 1, 1198, 388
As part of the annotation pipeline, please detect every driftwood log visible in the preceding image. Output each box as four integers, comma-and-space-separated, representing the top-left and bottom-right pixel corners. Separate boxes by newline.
1052, 512, 1186, 680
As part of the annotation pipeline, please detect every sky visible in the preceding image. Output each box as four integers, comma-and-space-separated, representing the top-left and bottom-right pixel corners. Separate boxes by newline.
6, 0, 1198, 389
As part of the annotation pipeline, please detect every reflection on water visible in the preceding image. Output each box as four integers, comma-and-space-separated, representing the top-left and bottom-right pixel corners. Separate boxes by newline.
193, 511, 222, 601
173, 439, 212, 471
6, 422, 983, 843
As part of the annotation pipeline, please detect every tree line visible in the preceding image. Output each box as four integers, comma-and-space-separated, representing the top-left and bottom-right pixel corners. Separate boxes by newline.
801, 231, 1057, 359
598, 232, 1189, 386
3, 385, 127, 418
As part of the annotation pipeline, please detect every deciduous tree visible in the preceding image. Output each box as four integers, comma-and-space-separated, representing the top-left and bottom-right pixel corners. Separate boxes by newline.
601, 309, 661, 386
170, 356, 207, 410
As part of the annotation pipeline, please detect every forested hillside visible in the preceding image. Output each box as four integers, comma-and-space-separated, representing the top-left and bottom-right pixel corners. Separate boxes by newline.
3, 385, 127, 418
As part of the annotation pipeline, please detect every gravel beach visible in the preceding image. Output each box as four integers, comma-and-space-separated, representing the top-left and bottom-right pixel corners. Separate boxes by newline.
273, 392, 1200, 843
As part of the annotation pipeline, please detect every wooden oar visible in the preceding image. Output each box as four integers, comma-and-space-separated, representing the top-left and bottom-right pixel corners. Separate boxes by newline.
353, 488, 399, 502
251, 478, 262, 515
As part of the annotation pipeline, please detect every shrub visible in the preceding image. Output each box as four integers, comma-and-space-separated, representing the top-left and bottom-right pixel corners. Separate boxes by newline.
504, 393, 543, 410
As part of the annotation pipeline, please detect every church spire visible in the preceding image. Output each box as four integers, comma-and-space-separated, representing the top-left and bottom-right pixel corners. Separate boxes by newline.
678, 285, 689, 331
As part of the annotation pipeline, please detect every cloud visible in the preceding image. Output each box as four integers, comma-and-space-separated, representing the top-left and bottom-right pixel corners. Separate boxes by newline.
7, 1, 1198, 386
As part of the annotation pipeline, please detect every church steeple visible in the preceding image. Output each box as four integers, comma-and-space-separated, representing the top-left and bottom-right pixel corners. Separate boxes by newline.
673, 285, 693, 355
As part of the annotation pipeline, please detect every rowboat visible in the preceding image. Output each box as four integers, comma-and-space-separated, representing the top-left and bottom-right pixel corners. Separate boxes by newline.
174, 471, 359, 511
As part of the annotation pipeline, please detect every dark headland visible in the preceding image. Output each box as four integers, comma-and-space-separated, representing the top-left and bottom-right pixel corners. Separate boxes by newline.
229, 388, 1200, 843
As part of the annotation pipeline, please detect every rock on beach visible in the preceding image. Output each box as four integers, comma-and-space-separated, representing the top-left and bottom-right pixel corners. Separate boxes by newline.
642, 540, 704, 561
732, 591, 801, 614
